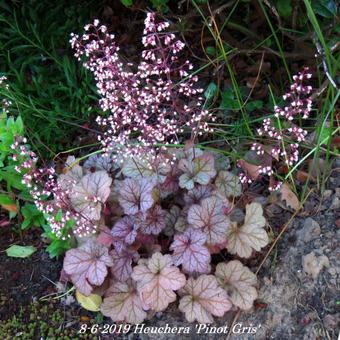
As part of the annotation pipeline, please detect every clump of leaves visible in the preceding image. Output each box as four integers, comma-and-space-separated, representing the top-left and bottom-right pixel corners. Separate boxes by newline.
55, 144, 270, 323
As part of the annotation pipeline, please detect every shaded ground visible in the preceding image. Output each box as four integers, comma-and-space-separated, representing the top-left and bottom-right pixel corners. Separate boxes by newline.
0, 229, 61, 319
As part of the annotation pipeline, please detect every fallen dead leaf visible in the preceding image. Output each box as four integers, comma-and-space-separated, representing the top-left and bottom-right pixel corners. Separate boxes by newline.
1, 204, 17, 213
238, 160, 261, 181
296, 170, 315, 183
279, 183, 300, 211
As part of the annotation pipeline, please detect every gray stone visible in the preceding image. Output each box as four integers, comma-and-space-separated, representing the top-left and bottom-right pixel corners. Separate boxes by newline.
335, 188, 340, 198
322, 189, 332, 199
323, 314, 339, 331
327, 267, 336, 276
302, 252, 329, 279
298, 218, 321, 243
330, 196, 340, 210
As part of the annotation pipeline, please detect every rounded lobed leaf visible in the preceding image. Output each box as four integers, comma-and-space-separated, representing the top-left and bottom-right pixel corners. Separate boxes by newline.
110, 247, 139, 282
179, 154, 216, 190
187, 196, 230, 245
226, 202, 268, 258
215, 260, 258, 310
131, 252, 186, 311
63, 240, 113, 296
58, 155, 83, 191
111, 216, 138, 247
170, 228, 211, 274
137, 205, 166, 235
215, 170, 242, 198
101, 280, 147, 324
70, 171, 112, 220
178, 275, 231, 323
118, 177, 156, 215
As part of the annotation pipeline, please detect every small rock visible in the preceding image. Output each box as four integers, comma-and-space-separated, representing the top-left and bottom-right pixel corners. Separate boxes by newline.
322, 189, 332, 199
298, 218, 321, 243
330, 196, 340, 210
327, 268, 336, 276
335, 187, 340, 197
302, 251, 329, 279
323, 313, 339, 331
63, 294, 75, 306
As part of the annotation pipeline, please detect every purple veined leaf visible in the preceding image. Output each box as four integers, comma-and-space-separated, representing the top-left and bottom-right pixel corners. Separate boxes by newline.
178, 154, 216, 190
137, 205, 166, 235
163, 205, 187, 236
215, 170, 242, 198
122, 154, 171, 184
164, 205, 181, 237
170, 227, 211, 274
118, 177, 156, 215
132, 252, 186, 312
178, 275, 231, 323
112, 216, 139, 247
110, 248, 139, 282
63, 240, 113, 296
58, 155, 83, 191
184, 185, 213, 205
159, 165, 180, 198
101, 279, 147, 324
70, 171, 112, 220
122, 156, 154, 178
83, 153, 117, 172
97, 226, 114, 247
187, 196, 230, 245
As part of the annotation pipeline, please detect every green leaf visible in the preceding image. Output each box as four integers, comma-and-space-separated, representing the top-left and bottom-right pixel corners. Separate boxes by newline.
220, 88, 240, 110
46, 239, 72, 258
317, 127, 332, 145
204, 82, 218, 101
6, 245, 37, 258
245, 100, 263, 112
276, 0, 292, 18
0, 193, 16, 206
206, 46, 216, 56
15, 116, 24, 135
0, 168, 26, 190
150, 0, 169, 11
312, 0, 337, 18
21, 203, 46, 230
120, 0, 133, 6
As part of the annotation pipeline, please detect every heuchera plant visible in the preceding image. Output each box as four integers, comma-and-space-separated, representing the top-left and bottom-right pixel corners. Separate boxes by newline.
54, 144, 268, 323
10, 12, 314, 324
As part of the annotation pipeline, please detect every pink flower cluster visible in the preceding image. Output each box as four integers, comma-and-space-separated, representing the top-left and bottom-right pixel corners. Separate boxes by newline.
13, 142, 96, 239
239, 67, 313, 190
70, 13, 213, 162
